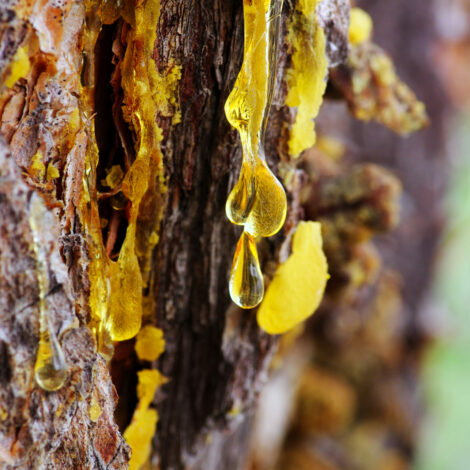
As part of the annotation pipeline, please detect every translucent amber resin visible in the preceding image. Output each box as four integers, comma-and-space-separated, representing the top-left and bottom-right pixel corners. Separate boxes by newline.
225, 0, 287, 308
227, 156, 287, 238
229, 231, 264, 309
80, 0, 179, 348
29, 196, 68, 391
35, 330, 68, 392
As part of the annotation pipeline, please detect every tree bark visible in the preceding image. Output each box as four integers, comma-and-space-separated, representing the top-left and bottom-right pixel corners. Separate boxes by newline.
0, 0, 450, 469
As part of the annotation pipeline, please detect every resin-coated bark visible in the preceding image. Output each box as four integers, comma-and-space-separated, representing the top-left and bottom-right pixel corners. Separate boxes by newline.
0, 0, 448, 469
0, 1, 349, 469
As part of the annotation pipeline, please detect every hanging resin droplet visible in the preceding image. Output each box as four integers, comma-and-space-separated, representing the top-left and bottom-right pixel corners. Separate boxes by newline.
35, 327, 68, 392
29, 195, 68, 392
229, 231, 264, 309
226, 158, 257, 225
96, 321, 115, 362
224, 0, 287, 308
244, 159, 287, 238
226, 158, 287, 237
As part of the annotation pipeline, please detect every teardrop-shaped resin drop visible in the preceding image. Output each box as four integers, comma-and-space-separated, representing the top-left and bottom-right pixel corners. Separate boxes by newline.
229, 231, 264, 309
35, 329, 68, 391
226, 159, 257, 225
244, 159, 287, 238
96, 322, 115, 362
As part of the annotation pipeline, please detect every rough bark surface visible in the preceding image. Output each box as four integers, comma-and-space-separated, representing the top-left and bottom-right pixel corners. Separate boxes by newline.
0, 0, 449, 469
0, 1, 350, 469
0, 142, 129, 468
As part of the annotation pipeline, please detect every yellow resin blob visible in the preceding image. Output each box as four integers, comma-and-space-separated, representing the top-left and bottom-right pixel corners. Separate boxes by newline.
229, 231, 264, 309
225, 0, 287, 308
286, 0, 328, 158
5, 45, 30, 88
257, 221, 329, 334
29, 196, 68, 391
124, 369, 167, 470
349, 7, 373, 45
135, 325, 165, 362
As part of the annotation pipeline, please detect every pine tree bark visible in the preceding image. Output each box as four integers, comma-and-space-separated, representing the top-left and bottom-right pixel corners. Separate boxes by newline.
0, 0, 449, 469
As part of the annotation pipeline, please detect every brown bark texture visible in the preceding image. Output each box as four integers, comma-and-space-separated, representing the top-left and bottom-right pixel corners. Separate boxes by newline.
0, 0, 450, 469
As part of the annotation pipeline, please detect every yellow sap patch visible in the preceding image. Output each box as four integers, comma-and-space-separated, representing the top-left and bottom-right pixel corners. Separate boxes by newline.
257, 221, 329, 334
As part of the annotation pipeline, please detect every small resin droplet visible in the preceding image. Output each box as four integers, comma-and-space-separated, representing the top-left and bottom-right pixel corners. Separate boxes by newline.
226, 158, 287, 237
96, 322, 115, 361
89, 395, 102, 422
35, 330, 68, 392
226, 159, 256, 225
229, 231, 264, 309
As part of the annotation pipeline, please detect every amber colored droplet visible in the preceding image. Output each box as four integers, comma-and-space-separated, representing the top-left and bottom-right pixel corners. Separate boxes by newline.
96, 322, 115, 361
226, 158, 287, 237
226, 159, 256, 225
35, 330, 68, 392
224, 0, 287, 308
229, 231, 264, 309
244, 159, 287, 238
29, 195, 68, 392
89, 395, 102, 422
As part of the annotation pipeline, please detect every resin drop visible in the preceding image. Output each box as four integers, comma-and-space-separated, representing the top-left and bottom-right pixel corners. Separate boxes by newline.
224, 0, 287, 307
35, 330, 68, 392
226, 158, 256, 226
226, 158, 286, 237
229, 231, 264, 309
257, 221, 329, 334
29, 195, 69, 392
243, 159, 287, 238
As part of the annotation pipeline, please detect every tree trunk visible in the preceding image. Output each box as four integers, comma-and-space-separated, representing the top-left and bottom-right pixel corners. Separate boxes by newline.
0, 0, 449, 469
